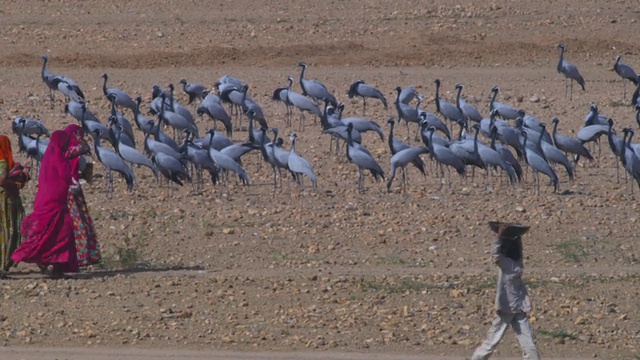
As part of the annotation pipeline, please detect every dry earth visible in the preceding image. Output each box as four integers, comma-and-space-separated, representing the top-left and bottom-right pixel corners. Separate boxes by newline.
0, 1, 639, 359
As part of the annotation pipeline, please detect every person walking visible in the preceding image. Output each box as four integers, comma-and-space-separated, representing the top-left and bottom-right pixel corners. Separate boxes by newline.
11, 131, 79, 279
471, 221, 540, 360
63, 124, 101, 267
0, 136, 30, 277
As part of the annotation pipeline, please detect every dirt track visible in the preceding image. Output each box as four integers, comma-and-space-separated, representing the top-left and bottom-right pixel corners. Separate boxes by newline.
0, 1, 639, 359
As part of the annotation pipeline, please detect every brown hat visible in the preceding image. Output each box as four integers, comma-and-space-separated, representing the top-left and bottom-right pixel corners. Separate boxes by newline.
488, 221, 529, 239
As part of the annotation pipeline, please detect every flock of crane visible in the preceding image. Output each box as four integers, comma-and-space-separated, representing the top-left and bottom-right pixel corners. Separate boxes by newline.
10, 44, 640, 197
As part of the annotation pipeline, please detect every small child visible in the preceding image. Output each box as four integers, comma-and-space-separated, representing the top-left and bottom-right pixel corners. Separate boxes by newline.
471, 221, 540, 360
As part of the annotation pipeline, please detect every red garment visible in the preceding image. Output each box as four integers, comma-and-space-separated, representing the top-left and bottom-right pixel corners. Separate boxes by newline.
11, 131, 78, 273
63, 124, 83, 182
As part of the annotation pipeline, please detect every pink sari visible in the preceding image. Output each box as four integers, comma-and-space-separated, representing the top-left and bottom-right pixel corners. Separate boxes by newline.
11, 131, 78, 273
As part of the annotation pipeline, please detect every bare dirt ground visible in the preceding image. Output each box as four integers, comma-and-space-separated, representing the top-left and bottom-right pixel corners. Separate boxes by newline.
0, 1, 638, 359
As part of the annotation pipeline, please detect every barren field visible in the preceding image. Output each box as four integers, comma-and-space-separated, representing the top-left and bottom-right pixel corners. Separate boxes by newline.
0, 1, 638, 359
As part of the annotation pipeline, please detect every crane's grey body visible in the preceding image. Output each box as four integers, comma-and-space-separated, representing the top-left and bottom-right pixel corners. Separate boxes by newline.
434, 79, 465, 125
92, 129, 135, 196
179, 79, 207, 104
345, 123, 384, 192
197, 90, 233, 137
522, 131, 558, 194
538, 123, 574, 180
348, 80, 388, 114
340, 116, 384, 141
425, 126, 466, 187
621, 128, 640, 192
386, 146, 428, 191
613, 55, 638, 101
551, 118, 593, 165
65, 101, 99, 123
454, 84, 483, 123
297, 62, 337, 107
557, 44, 586, 100
489, 86, 520, 120
285, 76, 322, 129
113, 124, 158, 180
287, 133, 317, 189
132, 96, 154, 134
207, 130, 249, 185
102, 73, 137, 111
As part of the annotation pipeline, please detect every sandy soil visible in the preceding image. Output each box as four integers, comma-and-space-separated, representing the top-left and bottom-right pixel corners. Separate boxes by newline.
0, 1, 638, 359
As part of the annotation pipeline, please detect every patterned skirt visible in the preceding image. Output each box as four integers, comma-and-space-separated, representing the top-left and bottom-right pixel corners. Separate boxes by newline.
1, 191, 24, 272
67, 188, 101, 266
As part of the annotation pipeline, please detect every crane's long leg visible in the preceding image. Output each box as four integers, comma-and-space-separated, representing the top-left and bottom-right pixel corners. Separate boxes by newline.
623, 79, 627, 101
362, 97, 367, 116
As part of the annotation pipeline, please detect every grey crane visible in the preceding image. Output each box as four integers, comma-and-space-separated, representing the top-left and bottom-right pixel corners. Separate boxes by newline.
613, 55, 638, 101
557, 44, 586, 100
394, 86, 422, 138
78, 103, 111, 144
399, 86, 419, 105
297, 62, 337, 107
386, 145, 428, 192
490, 125, 523, 182
340, 116, 385, 141
50, 77, 84, 103
65, 100, 99, 123
144, 121, 184, 160
197, 90, 233, 137
153, 151, 192, 192
538, 123, 574, 181
180, 135, 219, 191
149, 85, 171, 115
387, 118, 426, 184
207, 129, 249, 186
489, 86, 520, 120
287, 133, 318, 189
258, 128, 289, 190
91, 129, 135, 197
216, 75, 244, 89
633, 75, 640, 106
269, 128, 293, 188
41, 55, 84, 106
285, 76, 322, 130
434, 79, 465, 126
345, 123, 384, 192
102, 73, 137, 112
272, 86, 293, 118
418, 111, 451, 141
479, 109, 508, 138
472, 124, 517, 186
159, 93, 199, 139
425, 126, 466, 188
347, 80, 388, 114
106, 115, 135, 149
194, 129, 233, 151
41, 54, 58, 105
621, 128, 640, 193
521, 130, 558, 194
17, 118, 48, 176
107, 94, 136, 147
584, 104, 608, 126
239, 84, 268, 129
550, 118, 593, 166
454, 83, 483, 123
12, 116, 49, 137
577, 123, 609, 162
607, 119, 625, 183
179, 78, 207, 105
132, 96, 154, 134
166, 84, 197, 133
113, 123, 158, 181
448, 124, 485, 177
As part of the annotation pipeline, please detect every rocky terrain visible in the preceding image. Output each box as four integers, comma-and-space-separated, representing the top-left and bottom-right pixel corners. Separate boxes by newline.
0, 1, 638, 359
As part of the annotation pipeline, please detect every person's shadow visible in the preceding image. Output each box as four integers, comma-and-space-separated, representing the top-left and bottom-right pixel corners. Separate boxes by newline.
4, 264, 206, 280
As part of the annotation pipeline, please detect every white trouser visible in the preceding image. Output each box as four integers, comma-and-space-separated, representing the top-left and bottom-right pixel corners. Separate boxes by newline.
471, 312, 539, 360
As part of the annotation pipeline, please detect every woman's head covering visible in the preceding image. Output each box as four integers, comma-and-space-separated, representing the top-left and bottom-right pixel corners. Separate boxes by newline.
0, 135, 15, 170
489, 221, 527, 261
488, 221, 529, 240
63, 124, 84, 181
35, 130, 72, 209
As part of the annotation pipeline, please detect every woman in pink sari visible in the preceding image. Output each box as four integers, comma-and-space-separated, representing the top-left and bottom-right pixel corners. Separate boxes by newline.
11, 130, 78, 278
63, 124, 101, 267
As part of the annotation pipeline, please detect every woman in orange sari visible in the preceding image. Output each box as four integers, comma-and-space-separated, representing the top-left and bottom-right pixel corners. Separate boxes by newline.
0, 136, 29, 277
